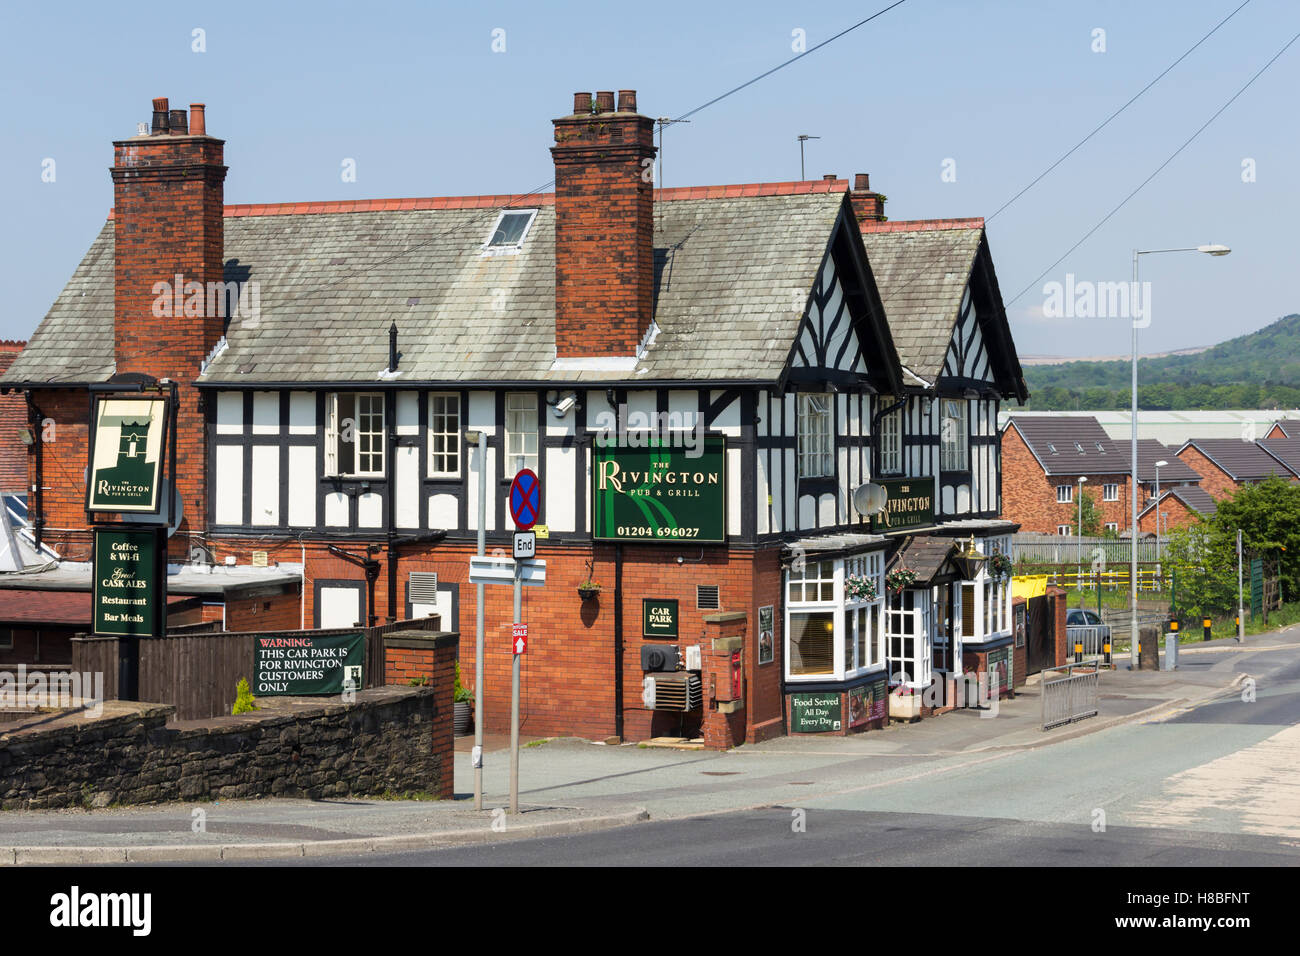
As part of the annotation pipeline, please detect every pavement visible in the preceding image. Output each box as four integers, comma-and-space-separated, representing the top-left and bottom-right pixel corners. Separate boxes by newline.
0, 625, 1293, 864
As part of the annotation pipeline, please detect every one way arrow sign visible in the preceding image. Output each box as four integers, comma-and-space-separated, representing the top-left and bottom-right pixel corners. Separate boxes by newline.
512, 623, 527, 655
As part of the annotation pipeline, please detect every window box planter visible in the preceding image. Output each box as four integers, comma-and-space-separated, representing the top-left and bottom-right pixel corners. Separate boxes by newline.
889, 688, 922, 721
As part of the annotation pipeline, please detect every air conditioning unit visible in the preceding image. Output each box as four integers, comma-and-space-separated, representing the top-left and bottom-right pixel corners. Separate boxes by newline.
641, 644, 679, 672
684, 645, 702, 671
642, 672, 702, 712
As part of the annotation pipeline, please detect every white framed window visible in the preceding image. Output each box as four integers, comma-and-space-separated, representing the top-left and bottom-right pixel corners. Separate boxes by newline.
1105, 522, 1119, 532
505, 392, 538, 476
798, 393, 834, 478
1057, 524, 1073, 536
1056, 484, 1073, 503
886, 589, 931, 688
879, 398, 902, 475
482, 208, 538, 254
1103, 483, 1118, 501
428, 393, 461, 478
787, 554, 885, 681
326, 392, 385, 477
940, 399, 967, 472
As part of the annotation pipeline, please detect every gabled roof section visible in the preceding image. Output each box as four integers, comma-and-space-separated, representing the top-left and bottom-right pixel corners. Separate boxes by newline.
1139, 485, 1217, 520
1003, 415, 1117, 475
1267, 419, 1300, 439
1134, 439, 1201, 483
2, 181, 859, 387
859, 219, 1027, 401
1258, 437, 1300, 477
1179, 438, 1299, 481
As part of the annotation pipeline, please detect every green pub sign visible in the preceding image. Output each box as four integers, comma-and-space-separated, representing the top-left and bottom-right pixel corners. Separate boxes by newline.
790, 692, 842, 733
93, 528, 163, 637
870, 477, 936, 533
593, 437, 726, 543
642, 599, 679, 638
253, 632, 365, 696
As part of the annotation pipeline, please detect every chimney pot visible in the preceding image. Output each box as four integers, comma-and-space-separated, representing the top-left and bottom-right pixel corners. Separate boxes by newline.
573, 92, 592, 114
594, 91, 615, 113
151, 97, 170, 134
854, 173, 871, 191
823, 174, 837, 182
169, 109, 188, 135
617, 89, 637, 113
190, 103, 206, 136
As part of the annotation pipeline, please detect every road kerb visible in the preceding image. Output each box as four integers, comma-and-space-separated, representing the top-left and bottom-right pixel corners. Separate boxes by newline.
0, 808, 652, 865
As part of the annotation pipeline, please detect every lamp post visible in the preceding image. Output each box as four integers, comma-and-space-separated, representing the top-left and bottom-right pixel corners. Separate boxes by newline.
1153, 459, 1168, 568
1077, 476, 1088, 588
1129, 245, 1230, 669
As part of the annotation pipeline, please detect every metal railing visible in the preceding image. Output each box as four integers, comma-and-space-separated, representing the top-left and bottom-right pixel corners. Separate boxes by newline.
1066, 624, 1111, 662
1040, 662, 1100, 731
1021, 566, 1163, 591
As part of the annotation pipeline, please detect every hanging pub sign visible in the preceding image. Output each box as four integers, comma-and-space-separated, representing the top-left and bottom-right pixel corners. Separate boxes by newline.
870, 477, 935, 533
253, 632, 365, 696
642, 598, 679, 638
86, 397, 169, 514
593, 436, 725, 543
93, 527, 165, 637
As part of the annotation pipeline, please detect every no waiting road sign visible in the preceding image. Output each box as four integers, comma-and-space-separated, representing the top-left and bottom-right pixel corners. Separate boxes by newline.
509, 469, 540, 531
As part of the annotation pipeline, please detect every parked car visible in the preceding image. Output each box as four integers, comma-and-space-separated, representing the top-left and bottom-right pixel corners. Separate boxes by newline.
1066, 609, 1105, 627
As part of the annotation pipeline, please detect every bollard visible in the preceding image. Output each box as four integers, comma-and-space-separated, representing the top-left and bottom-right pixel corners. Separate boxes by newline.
1164, 631, 1179, 670
1074, 641, 1083, 663
1103, 641, 1112, 668
1138, 626, 1160, 670
1203, 617, 1212, 642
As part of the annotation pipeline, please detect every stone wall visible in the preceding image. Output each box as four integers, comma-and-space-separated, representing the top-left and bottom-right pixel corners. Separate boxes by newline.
0, 685, 443, 810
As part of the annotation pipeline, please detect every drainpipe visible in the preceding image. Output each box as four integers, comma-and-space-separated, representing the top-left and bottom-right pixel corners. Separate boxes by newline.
614, 543, 624, 740
23, 391, 44, 552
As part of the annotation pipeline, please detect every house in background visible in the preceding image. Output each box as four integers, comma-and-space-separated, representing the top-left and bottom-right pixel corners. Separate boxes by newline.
1175, 438, 1298, 500
1137, 485, 1217, 535
1001, 415, 1202, 535
1, 90, 1033, 743
1264, 418, 1300, 439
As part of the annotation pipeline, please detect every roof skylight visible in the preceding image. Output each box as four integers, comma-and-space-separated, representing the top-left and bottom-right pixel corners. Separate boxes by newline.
483, 208, 538, 254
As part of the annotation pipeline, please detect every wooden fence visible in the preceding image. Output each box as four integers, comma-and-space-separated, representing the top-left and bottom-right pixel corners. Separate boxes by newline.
71, 618, 434, 721
1012, 534, 1166, 564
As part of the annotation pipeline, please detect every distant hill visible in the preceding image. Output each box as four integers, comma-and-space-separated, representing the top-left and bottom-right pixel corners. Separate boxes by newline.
1021, 313, 1300, 410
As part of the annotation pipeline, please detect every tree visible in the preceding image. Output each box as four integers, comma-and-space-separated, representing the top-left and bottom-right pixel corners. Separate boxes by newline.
1165, 522, 1236, 616
1212, 475, 1300, 601
1076, 487, 1103, 537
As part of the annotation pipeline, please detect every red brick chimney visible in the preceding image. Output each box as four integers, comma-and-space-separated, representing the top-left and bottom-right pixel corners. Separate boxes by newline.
111, 97, 227, 543
551, 90, 657, 358
851, 172, 886, 224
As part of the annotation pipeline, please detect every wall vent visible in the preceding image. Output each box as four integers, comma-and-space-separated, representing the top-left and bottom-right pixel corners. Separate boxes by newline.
696, 585, 720, 610
409, 572, 439, 604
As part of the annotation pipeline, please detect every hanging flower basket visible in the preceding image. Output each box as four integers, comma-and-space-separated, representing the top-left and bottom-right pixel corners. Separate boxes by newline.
989, 550, 1014, 582
578, 582, 602, 601
845, 573, 877, 602
886, 566, 918, 594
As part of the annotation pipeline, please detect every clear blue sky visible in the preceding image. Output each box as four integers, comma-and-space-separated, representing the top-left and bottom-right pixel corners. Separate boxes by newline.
2, 0, 1296, 357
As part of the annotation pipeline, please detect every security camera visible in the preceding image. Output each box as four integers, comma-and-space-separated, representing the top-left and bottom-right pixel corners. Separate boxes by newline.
553, 394, 577, 418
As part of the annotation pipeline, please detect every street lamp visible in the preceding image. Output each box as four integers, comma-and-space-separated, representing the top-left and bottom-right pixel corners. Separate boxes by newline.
1153, 459, 1168, 567
1129, 245, 1230, 669
1077, 476, 1088, 587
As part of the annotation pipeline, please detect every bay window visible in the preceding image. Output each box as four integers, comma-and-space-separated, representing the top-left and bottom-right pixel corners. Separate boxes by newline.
786, 553, 884, 681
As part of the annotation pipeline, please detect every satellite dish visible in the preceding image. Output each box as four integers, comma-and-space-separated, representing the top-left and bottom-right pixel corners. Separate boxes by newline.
852, 482, 888, 517
118, 479, 184, 537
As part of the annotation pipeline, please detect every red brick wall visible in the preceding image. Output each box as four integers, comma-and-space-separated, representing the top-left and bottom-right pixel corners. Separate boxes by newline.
1176, 446, 1238, 501
224, 588, 302, 632
0, 342, 27, 496
1001, 426, 1131, 533
551, 92, 656, 358
1139, 496, 1198, 534
381, 632, 460, 800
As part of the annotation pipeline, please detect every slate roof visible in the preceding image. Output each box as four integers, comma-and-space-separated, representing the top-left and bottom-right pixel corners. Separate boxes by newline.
858, 220, 983, 383
1006, 416, 1200, 482
3, 184, 861, 387
887, 533, 956, 583
1180, 438, 1299, 481
1258, 437, 1300, 476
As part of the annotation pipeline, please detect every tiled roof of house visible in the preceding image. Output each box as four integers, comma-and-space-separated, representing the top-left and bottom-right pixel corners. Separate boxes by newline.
858, 220, 983, 382
3, 182, 871, 386
1268, 418, 1300, 438
1258, 437, 1300, 475
1180, 438, 1299, 481
1006, 416, 1200, 482
1140, 485, 1217, 520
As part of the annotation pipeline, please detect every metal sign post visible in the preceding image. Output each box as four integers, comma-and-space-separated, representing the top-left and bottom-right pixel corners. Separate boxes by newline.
506, 468, 539, 815
467, 431, 486, 811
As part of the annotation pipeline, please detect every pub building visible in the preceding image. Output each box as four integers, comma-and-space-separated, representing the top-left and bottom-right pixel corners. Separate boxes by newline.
0, 90, 1027, 747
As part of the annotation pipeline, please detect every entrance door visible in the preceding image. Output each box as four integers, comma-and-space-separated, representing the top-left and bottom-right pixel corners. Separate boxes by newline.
318, 584, 364, 629
1025, 595, 1053, 674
